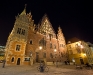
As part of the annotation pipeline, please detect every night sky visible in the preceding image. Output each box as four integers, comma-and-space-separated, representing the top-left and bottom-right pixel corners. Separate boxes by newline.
0, 0, 93, 45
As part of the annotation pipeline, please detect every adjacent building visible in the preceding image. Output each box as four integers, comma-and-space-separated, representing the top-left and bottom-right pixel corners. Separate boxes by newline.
67, 37, 93, 65
5, 6, 67, 65
0, 46, 5, 61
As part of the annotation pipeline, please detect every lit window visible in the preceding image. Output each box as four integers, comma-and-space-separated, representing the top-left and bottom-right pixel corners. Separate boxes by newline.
24, 58, 30, 61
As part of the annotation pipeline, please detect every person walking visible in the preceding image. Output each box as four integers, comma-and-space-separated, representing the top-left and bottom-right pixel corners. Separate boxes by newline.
53, 61, 54, 64
56, 60, 58, 67
2, 59, 6, 68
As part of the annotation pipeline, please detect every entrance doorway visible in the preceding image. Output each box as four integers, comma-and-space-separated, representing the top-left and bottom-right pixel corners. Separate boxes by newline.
36, 52, 39, 62
17, 58, 20, 65
80, 58, 84, 64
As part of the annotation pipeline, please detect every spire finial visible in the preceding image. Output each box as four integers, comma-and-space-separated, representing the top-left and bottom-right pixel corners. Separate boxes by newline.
25, 4, 27, 9
20, 4, 27, 15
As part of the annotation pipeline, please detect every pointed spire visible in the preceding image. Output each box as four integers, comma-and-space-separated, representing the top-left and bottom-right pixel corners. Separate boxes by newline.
57, 25, 63, 37
58, 25, 61, 30
20, 4, 27, 15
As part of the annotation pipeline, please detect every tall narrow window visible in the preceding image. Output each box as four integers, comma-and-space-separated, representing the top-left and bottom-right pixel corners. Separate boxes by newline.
61, 52, 63, 57
17, 28, 21, 34
43, 53, 46, 58
30, 40, 32, 44
54, 44, 56, 49
39, 38, 46, 49
21, 29, 25, 35
11, 57, 14, 62
50, 43, 52, 48
49, 34, 52, 41
16, 45, 20, 51
50, 53, 53, 58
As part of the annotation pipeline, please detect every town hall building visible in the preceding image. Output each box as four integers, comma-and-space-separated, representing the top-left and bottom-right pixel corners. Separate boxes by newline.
5, 6, 67, 65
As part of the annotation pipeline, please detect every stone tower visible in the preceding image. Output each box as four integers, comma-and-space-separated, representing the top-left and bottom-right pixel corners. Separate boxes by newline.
5, 6, 30, 65
5, 6, 67, 65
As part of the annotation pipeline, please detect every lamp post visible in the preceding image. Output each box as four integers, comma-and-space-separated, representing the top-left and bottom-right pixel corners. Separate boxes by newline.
39, 46, 43, 62
54, 49, 58, 66
29, 51, 33, 65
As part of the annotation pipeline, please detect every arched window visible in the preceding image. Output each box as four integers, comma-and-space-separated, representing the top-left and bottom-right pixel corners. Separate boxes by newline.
30, 40, 33, 44
11, 57, 14, 62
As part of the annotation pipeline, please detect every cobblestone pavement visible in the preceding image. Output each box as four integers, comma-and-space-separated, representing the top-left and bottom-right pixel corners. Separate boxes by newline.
0, 63, 93, 75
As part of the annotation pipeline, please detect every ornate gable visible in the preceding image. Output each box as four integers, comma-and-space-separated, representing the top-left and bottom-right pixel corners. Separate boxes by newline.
38, 14, 56, 38
38, 14, 55, 34
57, 26, 66, 43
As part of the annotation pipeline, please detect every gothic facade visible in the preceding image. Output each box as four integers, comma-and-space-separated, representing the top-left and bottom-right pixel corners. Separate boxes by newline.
5, 7, 67, 65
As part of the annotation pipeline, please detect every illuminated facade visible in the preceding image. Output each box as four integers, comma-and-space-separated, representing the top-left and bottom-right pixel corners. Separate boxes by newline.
0, 46, 5, 61
67, 38, 93, 65
5, 7, 67, 65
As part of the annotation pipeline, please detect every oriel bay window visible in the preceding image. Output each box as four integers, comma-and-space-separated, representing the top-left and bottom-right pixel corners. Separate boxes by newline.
17, 28, 25, 35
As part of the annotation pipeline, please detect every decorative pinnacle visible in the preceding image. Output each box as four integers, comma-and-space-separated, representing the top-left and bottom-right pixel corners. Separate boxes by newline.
25, 4, 27, 9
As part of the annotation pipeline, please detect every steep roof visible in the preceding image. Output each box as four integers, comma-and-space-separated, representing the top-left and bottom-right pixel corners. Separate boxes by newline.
38, 14, 56, 35
67, 37, 81, 43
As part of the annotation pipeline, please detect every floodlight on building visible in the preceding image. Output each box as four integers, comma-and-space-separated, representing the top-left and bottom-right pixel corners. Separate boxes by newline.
78, 42, 81, 46
54, 49, 57, 52
39, 46, 42, 50
80, 45, 83, 48
83, 53, 86, 56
